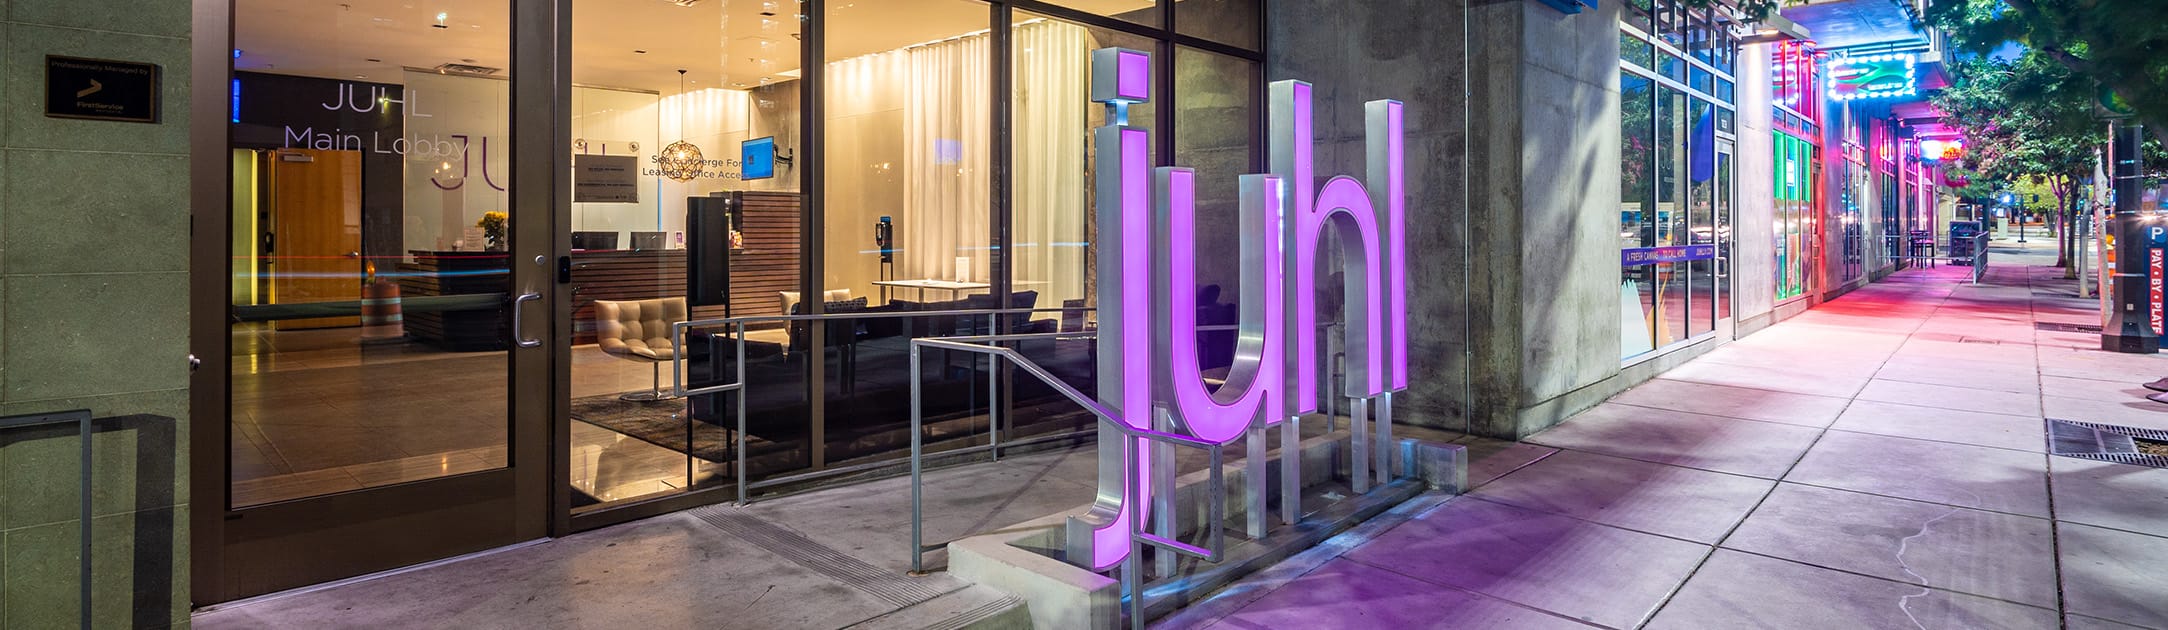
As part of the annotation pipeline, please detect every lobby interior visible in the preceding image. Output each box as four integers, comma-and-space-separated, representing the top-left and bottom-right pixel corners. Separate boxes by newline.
222, 0, 1257, 517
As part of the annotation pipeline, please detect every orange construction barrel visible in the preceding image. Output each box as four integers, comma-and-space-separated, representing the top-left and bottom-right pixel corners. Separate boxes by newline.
360, 281, 404, 341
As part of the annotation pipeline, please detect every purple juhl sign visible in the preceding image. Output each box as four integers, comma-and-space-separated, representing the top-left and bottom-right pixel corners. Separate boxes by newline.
1069, 48, 1410, 570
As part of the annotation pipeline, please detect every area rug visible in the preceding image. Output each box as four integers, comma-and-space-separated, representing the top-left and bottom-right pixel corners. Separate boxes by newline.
570, 395, 734, 462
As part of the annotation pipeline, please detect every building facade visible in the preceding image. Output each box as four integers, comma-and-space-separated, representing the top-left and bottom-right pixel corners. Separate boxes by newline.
0, 0, 1951, 623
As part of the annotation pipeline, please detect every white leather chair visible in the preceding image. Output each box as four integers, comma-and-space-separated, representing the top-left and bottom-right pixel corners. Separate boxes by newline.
593, 297, 688, 401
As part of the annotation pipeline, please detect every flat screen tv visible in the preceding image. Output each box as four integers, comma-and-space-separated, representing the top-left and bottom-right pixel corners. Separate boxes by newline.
741, 136, 776, 180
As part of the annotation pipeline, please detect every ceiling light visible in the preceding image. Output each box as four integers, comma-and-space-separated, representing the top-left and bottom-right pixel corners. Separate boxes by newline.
657, 69, 705, 183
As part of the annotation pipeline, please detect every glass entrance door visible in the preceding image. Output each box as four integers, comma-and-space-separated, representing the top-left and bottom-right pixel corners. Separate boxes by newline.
201, 0, 552, 602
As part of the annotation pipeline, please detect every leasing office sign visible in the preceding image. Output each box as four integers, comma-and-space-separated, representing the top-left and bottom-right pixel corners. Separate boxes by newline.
45, 56, 160, 123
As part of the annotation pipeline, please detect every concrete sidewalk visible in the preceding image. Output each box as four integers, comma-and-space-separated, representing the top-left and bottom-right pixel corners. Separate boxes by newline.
1167, 244, 2168, 629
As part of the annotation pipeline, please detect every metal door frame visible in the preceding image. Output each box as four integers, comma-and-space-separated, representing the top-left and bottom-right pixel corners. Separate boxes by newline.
188, 0, 565, 605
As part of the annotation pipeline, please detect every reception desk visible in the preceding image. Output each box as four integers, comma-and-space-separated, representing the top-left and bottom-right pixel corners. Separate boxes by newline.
397, 251, 511, 351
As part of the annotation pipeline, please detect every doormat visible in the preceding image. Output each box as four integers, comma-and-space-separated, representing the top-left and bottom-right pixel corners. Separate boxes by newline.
2036, 322, 2104, 334
2047, 419, 2168, 468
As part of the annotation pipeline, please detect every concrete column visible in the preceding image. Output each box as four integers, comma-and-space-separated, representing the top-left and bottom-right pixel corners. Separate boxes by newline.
1266, 0, 1471, 432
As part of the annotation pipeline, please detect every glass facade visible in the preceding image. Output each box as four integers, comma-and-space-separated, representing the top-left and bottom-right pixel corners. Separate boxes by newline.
222, 0, 1265, 516
1771, 41, 1821, 303
1618, 6, 1733, 360
1837, 111, 1869, 283
1773, 131, 1817, 301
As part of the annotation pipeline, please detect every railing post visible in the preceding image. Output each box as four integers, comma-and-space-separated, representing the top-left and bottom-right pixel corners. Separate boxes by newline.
1151, 407, 1176, 578
1280, 414, 1300, 525
736, 322, 750, 506
1245, 421, 1266, 538
1349, 395, 1370, 494
909, 343, 926, 575
1376, 390, 1393, 484
988, 335, 1001, 461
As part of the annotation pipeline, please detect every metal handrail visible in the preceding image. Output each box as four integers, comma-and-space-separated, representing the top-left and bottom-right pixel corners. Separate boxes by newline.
669, 306, 1090, 398
904, 332, 1229, 630
661, 306, 1090, 505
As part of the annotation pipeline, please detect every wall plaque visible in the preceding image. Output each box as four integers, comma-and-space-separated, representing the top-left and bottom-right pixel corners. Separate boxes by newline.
45, 56, 160, 123
574, 154, 640, 203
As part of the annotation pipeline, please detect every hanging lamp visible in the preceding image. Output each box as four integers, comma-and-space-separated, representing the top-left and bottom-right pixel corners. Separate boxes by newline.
657, 69, 704, 183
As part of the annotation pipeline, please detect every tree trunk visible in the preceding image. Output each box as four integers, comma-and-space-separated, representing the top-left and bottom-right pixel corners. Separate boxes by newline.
2062, 175, 2081, 279
2054, 177, 2071, 269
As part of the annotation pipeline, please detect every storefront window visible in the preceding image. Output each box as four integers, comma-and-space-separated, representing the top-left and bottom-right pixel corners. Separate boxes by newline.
560, 0, 812, 508
222, 0, 1263, 514
1619, 9, 1731, 361
1773, 131, 1815, 301
1621, 72, 1656, 358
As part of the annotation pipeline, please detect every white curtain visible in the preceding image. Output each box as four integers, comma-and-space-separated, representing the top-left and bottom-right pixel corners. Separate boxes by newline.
904, 34, 992, 286
1011, 21, 1092, 309
820, 21, 1093, 308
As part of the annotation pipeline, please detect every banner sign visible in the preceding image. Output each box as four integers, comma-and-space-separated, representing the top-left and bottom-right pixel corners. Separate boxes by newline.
1621, 244, 1716, 267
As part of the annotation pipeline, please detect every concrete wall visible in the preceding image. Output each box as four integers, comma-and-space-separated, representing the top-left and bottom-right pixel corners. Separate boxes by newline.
1512, 0, 1626, 427
1266, 0, 1472, 431
1461, 0, 1641, 438
0, 0, 193, 627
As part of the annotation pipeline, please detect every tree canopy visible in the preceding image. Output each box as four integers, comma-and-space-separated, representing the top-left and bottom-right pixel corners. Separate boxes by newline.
1925, 0, 2168, 144
1932, 52, 2103, 185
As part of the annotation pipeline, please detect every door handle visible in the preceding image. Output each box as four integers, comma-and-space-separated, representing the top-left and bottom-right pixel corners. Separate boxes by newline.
510, 292, 543, 348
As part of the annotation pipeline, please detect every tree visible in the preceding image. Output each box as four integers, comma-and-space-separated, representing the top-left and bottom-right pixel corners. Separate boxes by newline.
1933, 53, 2103, 269
1925, 0, 2168, 146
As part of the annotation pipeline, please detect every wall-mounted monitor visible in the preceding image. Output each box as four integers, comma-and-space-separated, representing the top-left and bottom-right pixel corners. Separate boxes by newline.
742, 136, 776, 180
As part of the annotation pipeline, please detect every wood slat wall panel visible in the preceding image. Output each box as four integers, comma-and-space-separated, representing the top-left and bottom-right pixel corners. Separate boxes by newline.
571, 191, 801, 344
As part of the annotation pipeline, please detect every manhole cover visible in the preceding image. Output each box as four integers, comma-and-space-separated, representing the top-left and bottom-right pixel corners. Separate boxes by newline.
2037, 322, 2104, 334
2047, 419, 2168, 468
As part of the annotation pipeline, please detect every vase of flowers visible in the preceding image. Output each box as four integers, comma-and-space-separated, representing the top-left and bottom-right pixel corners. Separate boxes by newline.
477, 211, 508, 251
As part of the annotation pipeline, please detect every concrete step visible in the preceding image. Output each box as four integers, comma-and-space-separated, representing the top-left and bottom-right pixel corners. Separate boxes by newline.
844, 584, 1032, 630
